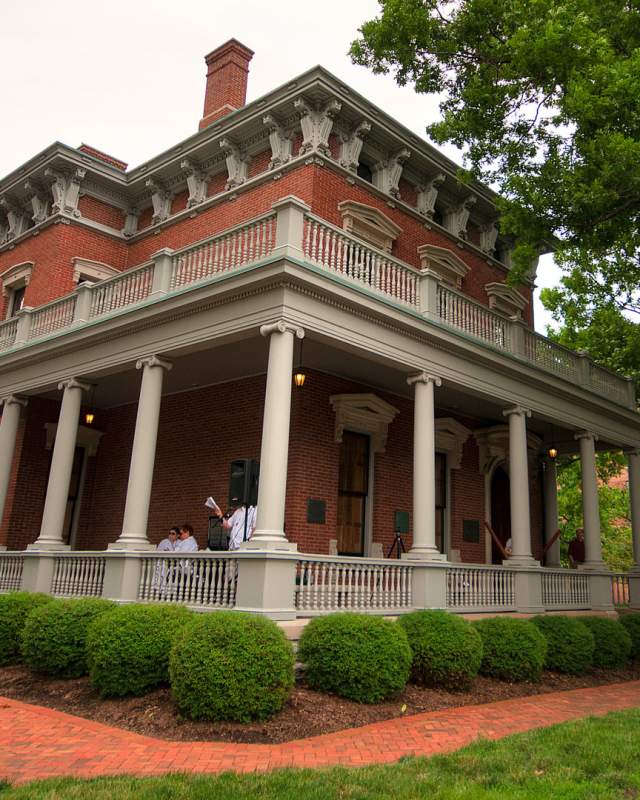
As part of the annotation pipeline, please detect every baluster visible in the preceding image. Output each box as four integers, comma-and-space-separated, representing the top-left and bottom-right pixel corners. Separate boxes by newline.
310, 221, 319, 262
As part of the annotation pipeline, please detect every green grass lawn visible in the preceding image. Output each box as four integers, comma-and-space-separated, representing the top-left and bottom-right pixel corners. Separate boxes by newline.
2, 709, 640, 799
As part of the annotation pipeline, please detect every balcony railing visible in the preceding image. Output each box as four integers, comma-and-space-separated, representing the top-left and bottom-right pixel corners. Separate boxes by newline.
138, 552, 238, 609
51, 553, 105, 598
303, 214, 419, 308
446, 565, 516, 612
171, 212, 276, 290
0, 200, 633, 408
541, 569, 590, 609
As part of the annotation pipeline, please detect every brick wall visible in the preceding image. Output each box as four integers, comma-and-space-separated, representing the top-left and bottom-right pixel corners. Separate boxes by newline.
78, 196, 125, 230
1, 157, 533, 325
3, 370, 543, 559
0, 223, 128, 318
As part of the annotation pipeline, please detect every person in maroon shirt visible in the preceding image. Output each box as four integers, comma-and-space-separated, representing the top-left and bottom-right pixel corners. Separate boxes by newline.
568, 528, 586, 568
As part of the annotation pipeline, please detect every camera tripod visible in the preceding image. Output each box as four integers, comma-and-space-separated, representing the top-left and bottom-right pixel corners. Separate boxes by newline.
387, 531, 406, 560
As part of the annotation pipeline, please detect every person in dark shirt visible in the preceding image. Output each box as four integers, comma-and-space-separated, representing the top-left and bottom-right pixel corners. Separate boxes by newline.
568, 528, 586, 568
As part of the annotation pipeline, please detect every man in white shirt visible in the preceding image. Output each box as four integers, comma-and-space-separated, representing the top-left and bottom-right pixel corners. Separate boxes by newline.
220, 505, 257, 551
175, 524, 198, 552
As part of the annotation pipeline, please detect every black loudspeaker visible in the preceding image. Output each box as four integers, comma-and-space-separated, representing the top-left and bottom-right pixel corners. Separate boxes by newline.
229, 458, 260, 507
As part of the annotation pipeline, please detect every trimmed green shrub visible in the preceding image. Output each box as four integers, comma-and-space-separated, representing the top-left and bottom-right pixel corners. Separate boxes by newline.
580, 616, 632, 669
531, 615, 595, 675
298, 612, 412, 703
0, 592, 53, 666
398, 610, 482, 690
20, 598, 114, 678
619, 613, 640, 660
169, 612, 295, 722
86, 603, 192, 697
473, 617, 547, 682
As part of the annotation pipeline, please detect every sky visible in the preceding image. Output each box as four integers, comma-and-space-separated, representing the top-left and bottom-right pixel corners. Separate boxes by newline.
0, 0, 561, 330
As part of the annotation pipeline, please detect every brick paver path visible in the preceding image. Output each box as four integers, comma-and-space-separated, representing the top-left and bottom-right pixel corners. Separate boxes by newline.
1, 681, 639, 784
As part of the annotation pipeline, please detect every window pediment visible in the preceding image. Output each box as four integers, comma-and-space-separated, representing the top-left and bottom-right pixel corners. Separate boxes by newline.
417, 244, 469, 289
435, 417, 472, 469
1, 261, 34, 297
72, 257, 119, 284
484, 282, 527, 319
338, 200, 402, 253
474, 425, 542, 474
330, 393, 399, 453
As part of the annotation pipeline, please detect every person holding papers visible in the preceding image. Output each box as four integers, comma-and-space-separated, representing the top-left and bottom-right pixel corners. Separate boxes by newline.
214, 504, 257, 551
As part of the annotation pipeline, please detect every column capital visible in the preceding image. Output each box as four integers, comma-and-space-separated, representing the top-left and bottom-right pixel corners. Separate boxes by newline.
135, 355, 173, 372
407, 371, 442, 388
0, 395, 28, 409
57, 378, 91, 393
260, 319, 305, 339
503, 405, 531, 419
574, 430, 599, 443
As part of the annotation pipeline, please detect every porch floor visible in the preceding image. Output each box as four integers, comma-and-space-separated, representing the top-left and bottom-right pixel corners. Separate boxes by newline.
1, 681, 639, 784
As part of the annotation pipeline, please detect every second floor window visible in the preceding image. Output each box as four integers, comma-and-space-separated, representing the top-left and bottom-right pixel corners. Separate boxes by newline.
8, 285, 25, 318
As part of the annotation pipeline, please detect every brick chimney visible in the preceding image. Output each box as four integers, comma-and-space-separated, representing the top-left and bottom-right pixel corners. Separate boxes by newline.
199, 39, 254, 130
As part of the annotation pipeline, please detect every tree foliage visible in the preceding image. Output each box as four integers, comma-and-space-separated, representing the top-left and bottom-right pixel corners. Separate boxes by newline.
555, 453, 633, 572
351, 0, 640, 313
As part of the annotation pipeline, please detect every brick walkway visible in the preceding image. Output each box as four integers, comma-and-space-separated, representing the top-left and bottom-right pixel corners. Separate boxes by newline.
1, 681, 639, 784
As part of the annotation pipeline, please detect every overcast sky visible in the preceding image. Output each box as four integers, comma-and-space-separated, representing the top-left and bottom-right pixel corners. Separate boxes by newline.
0, 0, 560, 329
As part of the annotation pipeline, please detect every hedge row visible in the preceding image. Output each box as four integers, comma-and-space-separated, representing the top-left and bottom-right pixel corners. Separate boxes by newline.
1, 592, 638, 723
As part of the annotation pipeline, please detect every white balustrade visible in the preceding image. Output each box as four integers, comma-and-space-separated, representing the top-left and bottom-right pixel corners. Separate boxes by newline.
89, 263, 155, 318
0, 318, 18, 352
171, 213, 277, 290
28, 296, 77, 340
295, 556, 413, 613
51, 554, 106, 598
611, 573, 630, 607
447, 565, 516, 611
541, 569, 590, 609
303, 215, 419, 307
138, 553, 238, 608
523, 330, 580, 382
436, 285, 509, 348
0, 553, 24, 592
589, 363, 630, 407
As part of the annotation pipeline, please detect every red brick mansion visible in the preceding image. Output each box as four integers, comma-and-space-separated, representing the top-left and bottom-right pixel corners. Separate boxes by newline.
0, 40, 638, 618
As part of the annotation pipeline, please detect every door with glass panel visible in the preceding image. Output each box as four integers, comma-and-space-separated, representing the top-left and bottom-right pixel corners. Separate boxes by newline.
336, 431, 369, 556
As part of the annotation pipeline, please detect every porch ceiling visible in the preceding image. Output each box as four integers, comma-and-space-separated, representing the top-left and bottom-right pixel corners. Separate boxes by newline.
33, 335, 601, 454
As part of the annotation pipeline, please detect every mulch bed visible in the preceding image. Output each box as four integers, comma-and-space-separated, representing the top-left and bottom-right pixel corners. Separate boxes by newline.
1, 664, 638, 744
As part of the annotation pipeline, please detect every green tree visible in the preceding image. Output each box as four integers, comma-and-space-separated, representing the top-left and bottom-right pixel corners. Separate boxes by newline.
350, 0, 640, 312
556, 453, 632, 572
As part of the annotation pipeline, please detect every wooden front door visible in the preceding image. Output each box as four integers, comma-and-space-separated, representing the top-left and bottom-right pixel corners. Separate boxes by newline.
336, 431, 369, 556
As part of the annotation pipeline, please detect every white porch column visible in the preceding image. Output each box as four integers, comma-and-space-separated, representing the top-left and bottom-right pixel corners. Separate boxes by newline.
503, 406, 536, 565
406, 372, 445, 560
111, 355, 172, 550
0, 396, 27, 533
575, 430, 604, 568
543, 457, 561, 566
31, 378, 89, 550
627, 449, 640, 609
250, 320, 303, 549
627, 449, 640, 569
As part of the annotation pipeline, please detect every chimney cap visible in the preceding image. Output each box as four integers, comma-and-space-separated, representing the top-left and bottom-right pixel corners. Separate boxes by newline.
204, 38, 254, 67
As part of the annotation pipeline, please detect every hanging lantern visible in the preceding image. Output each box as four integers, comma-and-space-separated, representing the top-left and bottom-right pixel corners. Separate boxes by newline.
84, 410, 96, 426
293, 336, 307, 388
547, 445, 558, 460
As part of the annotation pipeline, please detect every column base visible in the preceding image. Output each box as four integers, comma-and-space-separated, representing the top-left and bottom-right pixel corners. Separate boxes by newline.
108, 538, 155, 552
578, 561, 607, 571
26, 541, 70, 551
504, 556, 540, 567
403, 549, 448, 562
245, 531, 298, 552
